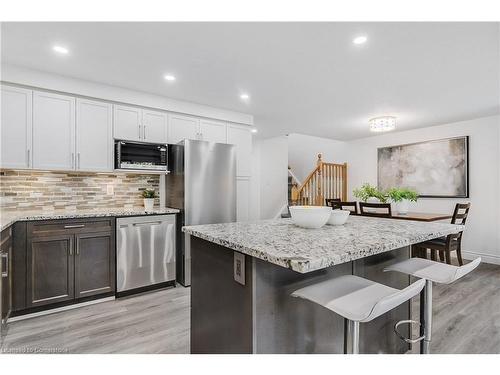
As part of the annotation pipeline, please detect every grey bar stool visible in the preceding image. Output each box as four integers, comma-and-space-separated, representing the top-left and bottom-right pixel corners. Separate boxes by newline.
291, 275, 425, 354
385, 257, 481, 354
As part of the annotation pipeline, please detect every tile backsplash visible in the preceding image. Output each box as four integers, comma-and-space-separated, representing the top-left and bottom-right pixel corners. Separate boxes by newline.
0, 169, 160, 212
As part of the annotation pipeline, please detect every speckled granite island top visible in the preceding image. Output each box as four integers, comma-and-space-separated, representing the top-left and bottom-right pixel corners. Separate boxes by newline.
0, 207, 179, 231
183, 216, 464, 273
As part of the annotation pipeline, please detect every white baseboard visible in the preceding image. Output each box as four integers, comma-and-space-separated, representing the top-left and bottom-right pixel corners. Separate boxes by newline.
462, 250, 500, 265
8, 296, 115, 323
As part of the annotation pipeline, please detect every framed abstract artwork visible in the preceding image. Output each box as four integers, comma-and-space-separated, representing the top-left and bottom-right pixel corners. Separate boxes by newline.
377, 136, 469, 198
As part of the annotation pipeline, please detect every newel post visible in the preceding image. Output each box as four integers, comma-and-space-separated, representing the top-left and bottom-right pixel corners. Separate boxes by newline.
316, 154, 324, 206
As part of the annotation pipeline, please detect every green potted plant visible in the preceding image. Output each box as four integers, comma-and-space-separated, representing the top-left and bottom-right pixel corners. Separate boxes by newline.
353, 183, 387, 203
141, 189, 157, 211
387, 187, 418, 215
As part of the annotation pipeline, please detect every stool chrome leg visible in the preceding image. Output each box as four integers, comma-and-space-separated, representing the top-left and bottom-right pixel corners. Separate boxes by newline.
352, 321, 360, 354
419, 280, 433, 354
344, 319, 360, 354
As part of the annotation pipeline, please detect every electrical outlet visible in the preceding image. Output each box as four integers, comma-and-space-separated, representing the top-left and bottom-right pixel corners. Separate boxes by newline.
106, 184, 114, 195
234, 252, 245, 285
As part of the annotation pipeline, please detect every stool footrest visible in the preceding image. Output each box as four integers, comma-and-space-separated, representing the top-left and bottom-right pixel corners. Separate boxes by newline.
394, 320, 425, 344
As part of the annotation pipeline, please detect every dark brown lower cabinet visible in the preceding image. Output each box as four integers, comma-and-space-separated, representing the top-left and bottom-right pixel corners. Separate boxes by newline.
27, 234, 75, 308
1, 226, 13, 335
22, 218, 115, 311
75, 232, 115, 298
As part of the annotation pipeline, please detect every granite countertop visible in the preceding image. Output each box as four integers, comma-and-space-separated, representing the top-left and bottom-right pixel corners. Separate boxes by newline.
183, 216, 464, 273
0, 207, 180, 231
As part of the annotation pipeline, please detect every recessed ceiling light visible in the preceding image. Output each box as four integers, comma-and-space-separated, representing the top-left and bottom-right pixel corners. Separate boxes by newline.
164, 74, 176, 81
353, 35, 368, 45
369, 116, 396, 132
52, 45, 69, 55
240, 93, 250, 100
251, 128, 258, 134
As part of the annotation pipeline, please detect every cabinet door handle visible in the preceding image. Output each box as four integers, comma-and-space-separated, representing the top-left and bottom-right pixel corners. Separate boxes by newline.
64, 224, 85, 229
27, 149, 31, 168
138, 124, 142, 139
69, 247, 73, 256
77, 153, 81, 169
144, 125, 147, 140
76, 241, 80, 255
71, 153, 75, 169
1, 253, 8, 278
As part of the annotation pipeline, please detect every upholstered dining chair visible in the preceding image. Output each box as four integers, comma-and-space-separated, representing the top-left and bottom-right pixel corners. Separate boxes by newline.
414, 203, 470, 266
359, 202, 392, 218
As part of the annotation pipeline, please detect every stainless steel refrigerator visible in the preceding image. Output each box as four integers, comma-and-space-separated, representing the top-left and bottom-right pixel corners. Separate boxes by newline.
165, 139, 237, 286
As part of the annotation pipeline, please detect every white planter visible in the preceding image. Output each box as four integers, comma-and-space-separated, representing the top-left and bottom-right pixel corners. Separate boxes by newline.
143, 198, 155, 212
393, 199, 410, 215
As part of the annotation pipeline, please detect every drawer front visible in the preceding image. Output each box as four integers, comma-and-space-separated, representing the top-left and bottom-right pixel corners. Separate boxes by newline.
28, 218, 114, 237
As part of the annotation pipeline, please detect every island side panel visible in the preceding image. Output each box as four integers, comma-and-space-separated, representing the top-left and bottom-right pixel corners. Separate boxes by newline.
352, 246, 411, 354
190, 236, 253, 354
253, 258, 352, 353
253, 246, 412, 354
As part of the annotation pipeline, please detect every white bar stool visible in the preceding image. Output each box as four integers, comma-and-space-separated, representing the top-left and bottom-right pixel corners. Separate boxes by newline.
291, 275, 425, 354
385, 257, 481, 354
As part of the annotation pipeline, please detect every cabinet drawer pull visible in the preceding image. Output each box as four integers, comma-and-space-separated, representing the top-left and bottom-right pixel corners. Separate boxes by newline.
63, 224, 85, 229
2, 253, 9, 278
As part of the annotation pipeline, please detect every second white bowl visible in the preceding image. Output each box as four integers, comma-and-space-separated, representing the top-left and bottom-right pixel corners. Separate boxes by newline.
327, 209, 350, 225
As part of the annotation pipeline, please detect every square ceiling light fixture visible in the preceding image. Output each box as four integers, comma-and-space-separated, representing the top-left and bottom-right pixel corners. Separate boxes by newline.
369, 116, 396, 132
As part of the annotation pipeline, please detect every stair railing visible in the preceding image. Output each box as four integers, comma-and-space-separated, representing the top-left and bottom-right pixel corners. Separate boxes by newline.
290, 154, 347, 206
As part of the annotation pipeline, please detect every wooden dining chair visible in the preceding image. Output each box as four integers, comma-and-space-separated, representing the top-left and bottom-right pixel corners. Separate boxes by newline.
414, 203, 470, 266
325, 198, 341, 207
331, 201, 359, 215
359, 202, 392, 218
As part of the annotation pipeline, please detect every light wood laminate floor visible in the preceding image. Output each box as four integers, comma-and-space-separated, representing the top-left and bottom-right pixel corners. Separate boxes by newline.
1, 263, 499, 354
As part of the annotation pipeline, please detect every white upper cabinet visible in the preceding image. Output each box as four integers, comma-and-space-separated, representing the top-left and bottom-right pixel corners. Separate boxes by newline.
32, 91, 75, 171
113, 104, 142, 142
142, 109, 167, 143
1, 85, 33, 169
76, 98, 113, 172
199, 119, 227, 143
114, 105, 167, 143
227, 124, 252, 177
168, 114, 200, 144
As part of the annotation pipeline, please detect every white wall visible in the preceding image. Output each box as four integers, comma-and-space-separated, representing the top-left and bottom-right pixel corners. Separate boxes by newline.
349, 115, 500, 264
1, 64, 253, 125
287, 133, 350, 182
258, 136, 289, 219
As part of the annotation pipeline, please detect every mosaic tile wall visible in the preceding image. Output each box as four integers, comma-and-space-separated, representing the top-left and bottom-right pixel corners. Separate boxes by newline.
0, 169, 160, 212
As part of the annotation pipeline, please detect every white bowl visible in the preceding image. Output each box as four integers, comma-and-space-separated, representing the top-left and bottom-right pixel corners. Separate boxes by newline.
289, 206, 332, 229
327, 209, 350, 225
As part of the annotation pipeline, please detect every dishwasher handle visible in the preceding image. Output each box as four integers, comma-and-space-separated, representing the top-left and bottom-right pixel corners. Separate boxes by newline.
132, 221, 163, 226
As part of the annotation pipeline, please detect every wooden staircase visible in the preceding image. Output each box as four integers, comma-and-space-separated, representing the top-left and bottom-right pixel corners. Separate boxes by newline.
289, 154, 347, 206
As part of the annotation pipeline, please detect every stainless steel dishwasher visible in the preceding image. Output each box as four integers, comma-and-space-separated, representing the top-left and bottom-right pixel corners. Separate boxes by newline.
116, 215, 176, 295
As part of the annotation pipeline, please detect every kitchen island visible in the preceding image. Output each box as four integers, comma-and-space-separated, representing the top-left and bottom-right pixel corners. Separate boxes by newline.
183, 215, 463, 354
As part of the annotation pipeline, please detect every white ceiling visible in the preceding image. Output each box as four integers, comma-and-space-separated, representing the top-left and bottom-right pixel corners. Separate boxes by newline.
1, 22, 499, 140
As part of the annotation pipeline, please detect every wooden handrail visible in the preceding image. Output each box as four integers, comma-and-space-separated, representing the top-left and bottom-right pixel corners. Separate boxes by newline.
290, 154, 348, 206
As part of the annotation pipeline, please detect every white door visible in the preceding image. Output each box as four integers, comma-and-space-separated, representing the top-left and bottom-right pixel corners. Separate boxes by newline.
113, 104, 142, 141
1, 86, 33, 169
199, 119, 227, 143
32, 91, 75, 170
168, 114, 199, 144
227, 124, 252, 177
76, 99, 113, 172
142, 109, 167, 143
236, 178, 250, 222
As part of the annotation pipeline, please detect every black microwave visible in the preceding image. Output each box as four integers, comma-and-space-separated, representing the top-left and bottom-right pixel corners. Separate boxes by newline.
115, 141, 168, 171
